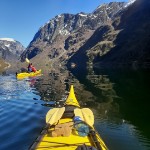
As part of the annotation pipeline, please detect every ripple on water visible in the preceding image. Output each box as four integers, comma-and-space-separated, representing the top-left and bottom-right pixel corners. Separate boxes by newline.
0, 75, 49, 150
94, 116, 150, 150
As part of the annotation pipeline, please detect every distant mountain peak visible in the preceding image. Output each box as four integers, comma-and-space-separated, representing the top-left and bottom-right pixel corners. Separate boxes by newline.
0, 38, 25, 61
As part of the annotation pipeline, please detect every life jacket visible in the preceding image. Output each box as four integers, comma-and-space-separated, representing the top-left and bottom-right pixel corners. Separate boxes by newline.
31, 66, 37, 72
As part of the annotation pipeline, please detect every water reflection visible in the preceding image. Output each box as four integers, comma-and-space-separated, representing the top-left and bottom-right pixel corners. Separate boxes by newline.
67, 64, 150, 149
34, 69, 78, 102
10, 66, 149, 150
91, 68, 150, 150
86, 74, 117, 102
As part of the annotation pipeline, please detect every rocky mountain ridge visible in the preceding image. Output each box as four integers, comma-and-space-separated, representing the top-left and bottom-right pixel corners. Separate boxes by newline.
20, 0, 150, 74
66, 0, 150, 71
92, 0, 150, 68
21, 2, 126, 68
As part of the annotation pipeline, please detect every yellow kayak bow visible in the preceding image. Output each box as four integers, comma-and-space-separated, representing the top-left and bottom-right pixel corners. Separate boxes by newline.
29, 85, 108, 150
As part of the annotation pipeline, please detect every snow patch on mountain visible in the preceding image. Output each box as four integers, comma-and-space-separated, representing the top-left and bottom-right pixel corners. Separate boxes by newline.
125, 0, 136, 7
0, 38, 15, 42
78, 13, 88, 17
5, 44, 10, 47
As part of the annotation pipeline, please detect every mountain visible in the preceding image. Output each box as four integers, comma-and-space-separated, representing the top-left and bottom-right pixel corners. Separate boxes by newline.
97, 0, 150, 68
70, 0, 150, 69
21, 0, 149, 72
0, 38, 25, 61
67, 0, 150, 70
21, 2, 125, 68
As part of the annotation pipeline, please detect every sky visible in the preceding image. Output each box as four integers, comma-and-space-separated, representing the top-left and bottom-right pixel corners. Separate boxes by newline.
0, 0, 127, 47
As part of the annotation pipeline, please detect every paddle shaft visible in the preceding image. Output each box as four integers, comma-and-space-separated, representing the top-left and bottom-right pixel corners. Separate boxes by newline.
89, 129, 102, 150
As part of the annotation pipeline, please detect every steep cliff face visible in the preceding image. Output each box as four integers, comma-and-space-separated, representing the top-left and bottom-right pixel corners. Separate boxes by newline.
0, 38, 25, 61
93, 0, 150, 68
21, 2, 125, 66
19, 0, 150, 73
67, 25, 114, 71
21, 0, 150, 72
68, 0, 150, 70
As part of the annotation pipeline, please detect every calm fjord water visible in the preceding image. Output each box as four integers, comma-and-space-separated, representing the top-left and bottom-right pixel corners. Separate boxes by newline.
0, 70, 150, 150
92, 69, 150, 150
0, 75, 49, 150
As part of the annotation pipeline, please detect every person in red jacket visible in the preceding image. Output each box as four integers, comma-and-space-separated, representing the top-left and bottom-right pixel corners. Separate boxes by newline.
28, 63, 37, 72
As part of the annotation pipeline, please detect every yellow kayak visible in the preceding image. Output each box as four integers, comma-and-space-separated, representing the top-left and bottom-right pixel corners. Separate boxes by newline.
29, 85, 108, 150
16, 69, 42, 79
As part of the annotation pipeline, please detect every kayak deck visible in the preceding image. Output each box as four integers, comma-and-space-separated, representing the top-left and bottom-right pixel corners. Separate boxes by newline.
32, 131, 91, 150
30, 118, 107, 150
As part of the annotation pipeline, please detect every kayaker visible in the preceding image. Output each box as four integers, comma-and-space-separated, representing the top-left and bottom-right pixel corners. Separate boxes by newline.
28, 63, 37, 72
28, 63, 32, 72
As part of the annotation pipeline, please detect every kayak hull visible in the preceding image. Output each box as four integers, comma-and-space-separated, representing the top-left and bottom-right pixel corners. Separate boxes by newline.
16, 69, 42, 79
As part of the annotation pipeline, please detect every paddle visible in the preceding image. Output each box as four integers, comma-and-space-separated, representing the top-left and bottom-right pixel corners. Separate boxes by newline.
46, 107, 65, 125
74, 108, 104, 150
81, 108, 94, 126
74, 108, 94, 127
25, 58, 30, 63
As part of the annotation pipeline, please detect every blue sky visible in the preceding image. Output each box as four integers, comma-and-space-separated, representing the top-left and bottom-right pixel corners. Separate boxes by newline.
0, 0, 127, 47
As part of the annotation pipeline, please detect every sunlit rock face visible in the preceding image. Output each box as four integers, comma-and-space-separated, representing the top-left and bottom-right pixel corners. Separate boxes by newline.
21, 2, 125, 65
21, 0, 150, 70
